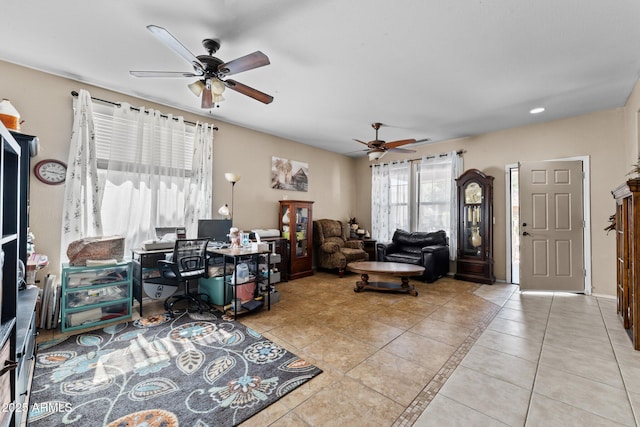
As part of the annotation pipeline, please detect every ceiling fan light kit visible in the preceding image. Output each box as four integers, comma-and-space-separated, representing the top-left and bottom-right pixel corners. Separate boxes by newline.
130, 25, 273, 108
368, 151, 386, 161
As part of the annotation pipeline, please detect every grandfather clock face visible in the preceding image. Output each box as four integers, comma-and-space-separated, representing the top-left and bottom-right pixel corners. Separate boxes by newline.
465, 182, 482, 204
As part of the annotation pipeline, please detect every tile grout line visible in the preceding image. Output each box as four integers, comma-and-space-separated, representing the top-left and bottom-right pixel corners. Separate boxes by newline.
391, 298, 505, 427
597, 296, 640, 427
521, 292, 553, 426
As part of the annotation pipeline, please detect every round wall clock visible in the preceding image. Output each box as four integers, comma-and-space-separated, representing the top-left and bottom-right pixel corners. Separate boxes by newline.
34, 159, 67, 185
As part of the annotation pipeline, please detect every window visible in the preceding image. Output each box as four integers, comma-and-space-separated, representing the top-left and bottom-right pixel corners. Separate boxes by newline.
389, 163, 410, 231
372, 152, 461, 258
92, 102, 198, 252
416, 157, 454, 232
371, 160, 410, 242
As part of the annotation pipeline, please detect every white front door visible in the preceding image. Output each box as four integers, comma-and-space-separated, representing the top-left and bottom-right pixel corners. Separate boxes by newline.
519, 160, 584, 292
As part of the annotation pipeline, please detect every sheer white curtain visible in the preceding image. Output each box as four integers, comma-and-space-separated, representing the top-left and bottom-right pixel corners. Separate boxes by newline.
417, 151, 462, 259
371, 160, 411, 242
184, 122, 214, 237
60, 89, 103, 262
99, 103, 190, 254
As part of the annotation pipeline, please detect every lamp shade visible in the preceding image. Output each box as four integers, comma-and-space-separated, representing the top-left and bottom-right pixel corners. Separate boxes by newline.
188, 80, 205, 97
224, 173, 241, 183
218, 204, 230, 217
211, 79, 226, 95
368, 151, 386, 161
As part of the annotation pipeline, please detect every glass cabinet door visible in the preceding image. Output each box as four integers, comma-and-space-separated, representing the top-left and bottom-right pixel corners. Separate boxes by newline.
295, 207, 309, 257
279, 200, 314, 280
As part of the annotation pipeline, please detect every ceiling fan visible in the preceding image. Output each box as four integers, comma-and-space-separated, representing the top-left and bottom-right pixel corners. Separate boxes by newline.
354, 123, 428, 160
130, 25, 273, 108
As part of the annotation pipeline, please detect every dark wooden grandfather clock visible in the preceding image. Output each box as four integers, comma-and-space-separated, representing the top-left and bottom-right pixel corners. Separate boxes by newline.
455, 169, 495, 284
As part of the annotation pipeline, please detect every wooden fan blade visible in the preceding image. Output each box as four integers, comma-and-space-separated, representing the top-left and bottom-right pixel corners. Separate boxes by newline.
224, 79, 274, 104
147, 25, 205, 73
218, 51, 270, 76
383, 138, 417, 149
353, 139, 370, 146
130, 70, 201, 78
388, 147, 416, 153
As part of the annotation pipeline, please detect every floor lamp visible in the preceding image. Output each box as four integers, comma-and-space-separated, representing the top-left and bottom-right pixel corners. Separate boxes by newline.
224, 172, 240, 221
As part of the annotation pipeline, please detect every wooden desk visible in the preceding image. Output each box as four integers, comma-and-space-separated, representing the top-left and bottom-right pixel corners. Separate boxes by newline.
347, 261, 423, 296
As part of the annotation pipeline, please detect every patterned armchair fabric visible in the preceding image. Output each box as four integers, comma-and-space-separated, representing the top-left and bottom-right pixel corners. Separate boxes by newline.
313, 219, 369, 277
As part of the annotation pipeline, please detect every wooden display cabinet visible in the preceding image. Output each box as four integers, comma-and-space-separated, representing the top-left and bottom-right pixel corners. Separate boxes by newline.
612, 179, 640, 350
455, 169, 495, 284
279, 200, 314, 279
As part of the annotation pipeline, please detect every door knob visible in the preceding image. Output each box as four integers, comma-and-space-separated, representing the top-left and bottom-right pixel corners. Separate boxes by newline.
522, 231, 530, 236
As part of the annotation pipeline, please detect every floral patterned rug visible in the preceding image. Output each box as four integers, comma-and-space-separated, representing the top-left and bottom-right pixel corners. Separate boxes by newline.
28, 311, 322, 426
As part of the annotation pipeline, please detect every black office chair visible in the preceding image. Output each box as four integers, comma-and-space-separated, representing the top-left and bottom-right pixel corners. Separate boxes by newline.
148, 238, 210, 317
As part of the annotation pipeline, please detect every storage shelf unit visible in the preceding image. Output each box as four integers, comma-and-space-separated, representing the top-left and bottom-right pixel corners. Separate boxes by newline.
1, 122, 38, 427
260, 237, 289, 283
1, 122, 21, 427
60, 262, 132, 333
209, 247, 272, 320
14, 288, 37, 427
613, 179, 640, 350
10, 131, 37, 268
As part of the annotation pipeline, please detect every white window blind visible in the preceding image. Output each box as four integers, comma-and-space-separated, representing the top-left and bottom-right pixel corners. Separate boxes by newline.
92, 103, 195, 174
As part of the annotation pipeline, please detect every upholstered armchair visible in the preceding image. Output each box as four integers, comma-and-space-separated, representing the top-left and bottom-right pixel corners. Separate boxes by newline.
313, 219, 369, 277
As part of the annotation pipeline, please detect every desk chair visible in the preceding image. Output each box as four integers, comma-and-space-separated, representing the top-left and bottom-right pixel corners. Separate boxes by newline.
149, 238, 210, 317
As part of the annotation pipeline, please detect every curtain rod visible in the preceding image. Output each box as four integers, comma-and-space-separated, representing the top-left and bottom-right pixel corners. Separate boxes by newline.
369, 149, 465, 167
71, 91, 218, 130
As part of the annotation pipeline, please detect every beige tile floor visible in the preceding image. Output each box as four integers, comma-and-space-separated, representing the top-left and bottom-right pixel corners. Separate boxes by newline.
38, 272, 640, 426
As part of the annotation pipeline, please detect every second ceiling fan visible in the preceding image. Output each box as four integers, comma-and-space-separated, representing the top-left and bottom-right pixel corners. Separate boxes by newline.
354, 122, 428, 159
130, 25, 273, 108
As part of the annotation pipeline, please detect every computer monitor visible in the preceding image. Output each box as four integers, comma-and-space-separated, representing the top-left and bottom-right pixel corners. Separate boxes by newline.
197, 219, 232, 243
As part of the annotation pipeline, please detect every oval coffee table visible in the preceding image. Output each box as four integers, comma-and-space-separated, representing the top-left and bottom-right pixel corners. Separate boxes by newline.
347, 261, 424, 296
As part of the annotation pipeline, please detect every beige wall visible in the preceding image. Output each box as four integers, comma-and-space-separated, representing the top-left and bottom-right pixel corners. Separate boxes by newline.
0, 60, 357, 280
624, 80, 640, 167
4, 58, 637, 297
354, 106, 630, 297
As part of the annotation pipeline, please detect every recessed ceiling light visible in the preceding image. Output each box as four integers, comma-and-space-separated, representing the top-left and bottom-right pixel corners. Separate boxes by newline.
529, 107, 545, 114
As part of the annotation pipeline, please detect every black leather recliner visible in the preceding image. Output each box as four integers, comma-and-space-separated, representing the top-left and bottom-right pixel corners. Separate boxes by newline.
376, 229, 450, 282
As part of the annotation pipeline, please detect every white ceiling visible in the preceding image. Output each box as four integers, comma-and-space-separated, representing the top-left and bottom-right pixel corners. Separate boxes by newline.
2, 0, 640, 157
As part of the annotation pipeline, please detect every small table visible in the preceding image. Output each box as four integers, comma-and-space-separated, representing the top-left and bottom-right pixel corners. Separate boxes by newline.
347, 261, 424, 296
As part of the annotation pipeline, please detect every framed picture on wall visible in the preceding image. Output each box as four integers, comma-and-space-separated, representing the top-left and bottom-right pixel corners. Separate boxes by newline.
271, 156, 309, 192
